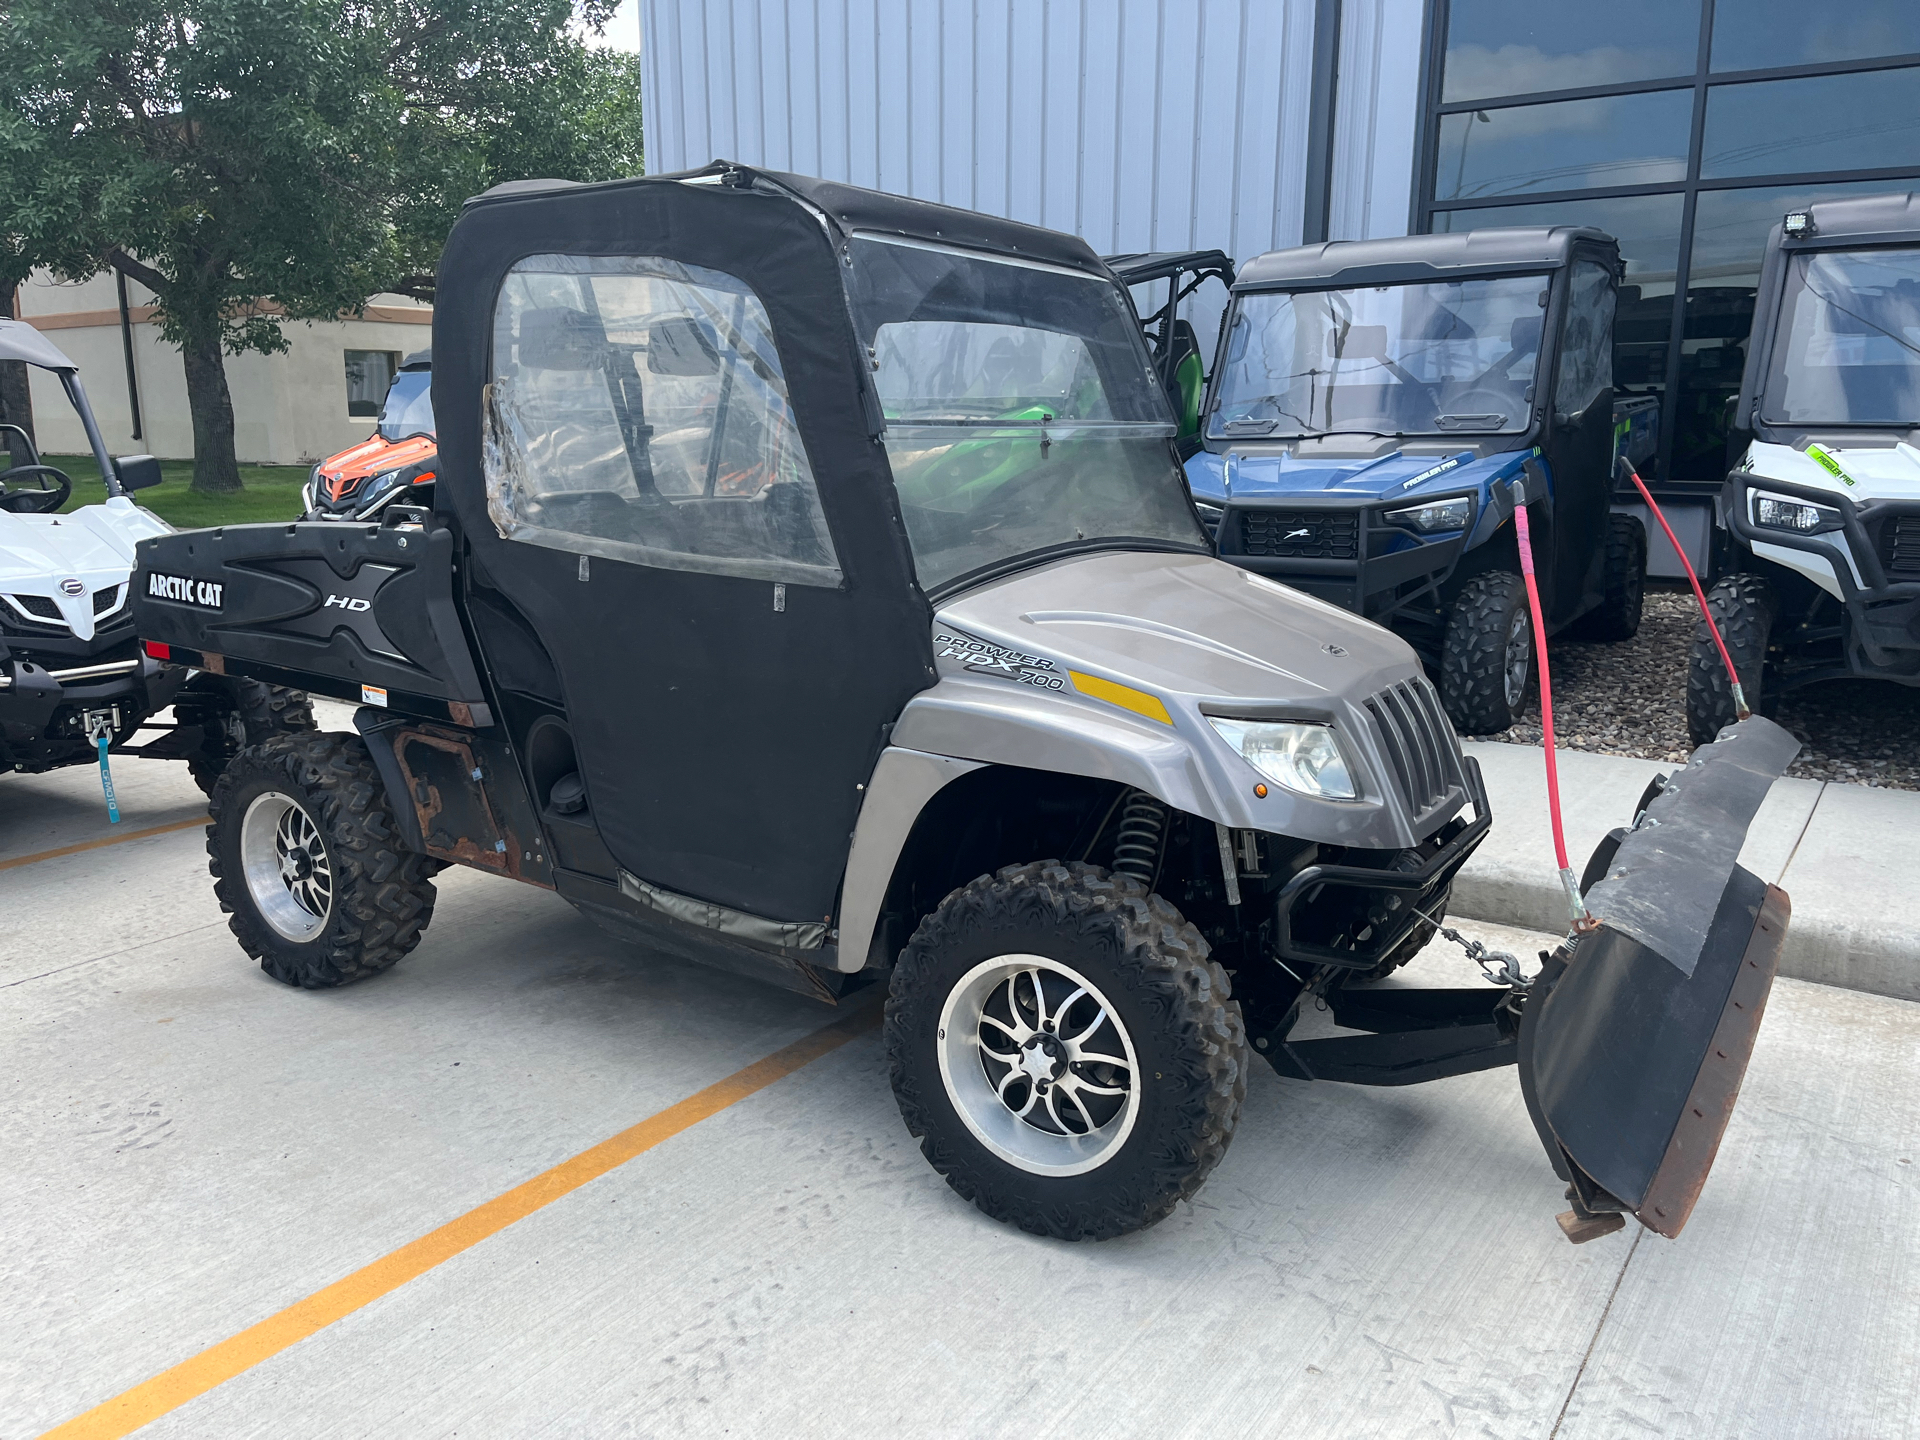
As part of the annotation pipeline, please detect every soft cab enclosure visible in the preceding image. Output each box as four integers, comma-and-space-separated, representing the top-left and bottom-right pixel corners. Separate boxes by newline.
135, 163, 1795, 1244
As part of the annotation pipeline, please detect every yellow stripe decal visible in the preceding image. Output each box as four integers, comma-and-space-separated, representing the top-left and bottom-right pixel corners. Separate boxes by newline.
38, 1006, 880, 1440
1068, 670, 1173, 725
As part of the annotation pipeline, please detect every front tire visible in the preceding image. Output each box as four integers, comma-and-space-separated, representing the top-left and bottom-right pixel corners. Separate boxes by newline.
208, 731, 436, 988
1687, 573, 1774, 747
1441, 571, 1534, 734
885, 861, 1247, 1240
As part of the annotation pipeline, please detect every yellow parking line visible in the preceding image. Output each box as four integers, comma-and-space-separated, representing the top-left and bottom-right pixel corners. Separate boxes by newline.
0, 817, 207, 873
40, 1003, 883, 1440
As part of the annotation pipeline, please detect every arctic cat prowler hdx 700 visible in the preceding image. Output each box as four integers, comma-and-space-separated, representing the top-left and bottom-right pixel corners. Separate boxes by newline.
0, 319, 311, 799
1692, 192, 1920, 743
1185, 229, 1659, 735
136, 164, 1795, 1244
302, 349, 438, 521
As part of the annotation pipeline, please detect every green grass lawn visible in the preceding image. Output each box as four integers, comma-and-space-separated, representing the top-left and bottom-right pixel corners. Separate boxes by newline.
23, 454, 309, 528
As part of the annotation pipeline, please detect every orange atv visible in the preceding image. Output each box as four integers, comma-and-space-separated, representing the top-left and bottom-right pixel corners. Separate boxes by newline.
301, 349, 437, 520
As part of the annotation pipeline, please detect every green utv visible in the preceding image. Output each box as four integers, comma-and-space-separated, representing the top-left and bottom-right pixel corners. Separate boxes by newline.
134, 164, 1797, 1244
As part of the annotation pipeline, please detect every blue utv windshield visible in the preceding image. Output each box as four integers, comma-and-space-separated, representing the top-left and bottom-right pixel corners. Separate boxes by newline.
1210, 275, 1550, 440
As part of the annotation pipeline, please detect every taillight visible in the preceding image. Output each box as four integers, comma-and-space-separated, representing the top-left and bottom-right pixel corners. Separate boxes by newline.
144, 640, 171, 660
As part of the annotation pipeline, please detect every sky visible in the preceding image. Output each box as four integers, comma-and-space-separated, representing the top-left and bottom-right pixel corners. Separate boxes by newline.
589, 0, 641, 52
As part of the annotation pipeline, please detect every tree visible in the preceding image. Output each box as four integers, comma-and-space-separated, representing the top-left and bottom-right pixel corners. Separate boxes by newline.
0, 1, 644, 493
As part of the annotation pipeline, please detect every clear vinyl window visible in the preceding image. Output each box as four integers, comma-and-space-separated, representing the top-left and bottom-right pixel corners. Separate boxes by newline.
485, 254, 841, 586
1554, 260, 1616, 417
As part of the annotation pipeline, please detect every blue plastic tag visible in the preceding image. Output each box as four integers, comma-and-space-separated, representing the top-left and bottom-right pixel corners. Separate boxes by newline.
96, 735, 121, 824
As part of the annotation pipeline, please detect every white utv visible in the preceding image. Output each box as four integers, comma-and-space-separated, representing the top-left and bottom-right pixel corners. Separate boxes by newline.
135, 165, 1797, 1245
1695, 193, 1920, 743
0, 319, 310, 794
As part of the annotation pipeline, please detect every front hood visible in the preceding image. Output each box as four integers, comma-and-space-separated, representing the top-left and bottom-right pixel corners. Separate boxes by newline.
0, 498, 170, 641
940, 550, 1418, 701
318, 433, 437, 483
1185, 446, 1523, 504
1742, 439, 1920, 499
897, 550, 1472, 850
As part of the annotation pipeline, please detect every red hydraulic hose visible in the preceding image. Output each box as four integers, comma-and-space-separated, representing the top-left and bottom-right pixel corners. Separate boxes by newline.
1622, 463, 1750, 719
1511, 500, 1590, 927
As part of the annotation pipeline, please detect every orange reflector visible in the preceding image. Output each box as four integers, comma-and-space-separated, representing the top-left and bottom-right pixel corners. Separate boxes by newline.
412, 472, 435, 484
1254, 783, 1269, 798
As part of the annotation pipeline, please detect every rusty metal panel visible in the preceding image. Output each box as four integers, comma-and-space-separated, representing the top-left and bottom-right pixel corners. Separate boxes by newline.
389, 723, 555, 888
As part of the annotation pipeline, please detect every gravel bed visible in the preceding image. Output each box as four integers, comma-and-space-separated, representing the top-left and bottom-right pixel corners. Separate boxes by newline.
1462, 587, 1920, 790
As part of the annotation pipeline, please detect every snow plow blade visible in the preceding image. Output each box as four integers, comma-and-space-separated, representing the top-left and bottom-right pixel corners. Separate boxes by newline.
1518, 716, 1800, 1241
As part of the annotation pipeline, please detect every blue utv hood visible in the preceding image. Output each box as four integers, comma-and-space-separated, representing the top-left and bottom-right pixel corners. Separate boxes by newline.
1185, 446, 1535, 505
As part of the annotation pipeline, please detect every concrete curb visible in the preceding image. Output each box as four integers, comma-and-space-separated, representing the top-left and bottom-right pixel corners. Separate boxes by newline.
1454, 741, 1920, 1002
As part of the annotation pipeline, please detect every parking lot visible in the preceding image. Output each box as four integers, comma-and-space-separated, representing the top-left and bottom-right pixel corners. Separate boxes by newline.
6, 743, 1919, 1439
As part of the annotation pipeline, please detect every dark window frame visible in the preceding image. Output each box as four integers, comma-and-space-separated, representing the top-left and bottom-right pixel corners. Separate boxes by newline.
1413, 0, 1920, 488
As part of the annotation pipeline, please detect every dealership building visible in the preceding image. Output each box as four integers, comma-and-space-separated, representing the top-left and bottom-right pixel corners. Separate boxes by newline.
640, 0, 1920, 497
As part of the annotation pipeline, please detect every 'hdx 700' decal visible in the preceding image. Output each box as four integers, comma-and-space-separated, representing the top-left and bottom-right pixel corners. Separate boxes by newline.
146, 572, 224, 609
934, 628, 1066, 691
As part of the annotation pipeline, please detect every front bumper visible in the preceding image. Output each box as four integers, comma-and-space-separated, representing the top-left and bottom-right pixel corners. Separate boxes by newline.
1724, 472, 1920, 682
1274, 754, 1492, 970
1214, 492, 1476, 624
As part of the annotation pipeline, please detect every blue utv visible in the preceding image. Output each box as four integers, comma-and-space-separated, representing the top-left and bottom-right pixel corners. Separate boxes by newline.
1185, 228, 1656, 733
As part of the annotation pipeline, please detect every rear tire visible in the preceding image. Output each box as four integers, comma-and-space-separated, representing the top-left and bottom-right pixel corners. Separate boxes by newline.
1687, 574, 1774, 747
885, 861, 1247, 1240
180, 677, 316, 796
208, 731, 436, 988
1569, 514, 1646, 641
1440, 571, 1534, 734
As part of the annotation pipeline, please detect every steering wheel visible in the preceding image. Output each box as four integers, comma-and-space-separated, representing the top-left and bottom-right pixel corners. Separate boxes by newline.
0, 464, 73, 514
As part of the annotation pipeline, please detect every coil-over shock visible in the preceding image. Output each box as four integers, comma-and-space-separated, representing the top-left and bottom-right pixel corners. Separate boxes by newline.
1112, 789, 1169, 884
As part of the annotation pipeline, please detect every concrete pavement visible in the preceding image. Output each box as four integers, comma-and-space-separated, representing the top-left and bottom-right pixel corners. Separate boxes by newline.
4, 747, 1918, 1438
1458, 740, 1920, 1001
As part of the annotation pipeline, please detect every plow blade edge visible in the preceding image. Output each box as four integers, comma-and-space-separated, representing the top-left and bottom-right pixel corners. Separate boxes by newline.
1518, 716, 1799, 1239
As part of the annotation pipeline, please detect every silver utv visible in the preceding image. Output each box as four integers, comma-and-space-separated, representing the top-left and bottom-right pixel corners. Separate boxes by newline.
135, 164, 1797, 1244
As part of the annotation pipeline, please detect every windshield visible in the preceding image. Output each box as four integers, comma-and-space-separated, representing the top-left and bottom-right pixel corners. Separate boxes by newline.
1209, 275, 1552, 439
377, 369, 436, 442
1762, 246, 1920, 426
846, 235, 1206, 593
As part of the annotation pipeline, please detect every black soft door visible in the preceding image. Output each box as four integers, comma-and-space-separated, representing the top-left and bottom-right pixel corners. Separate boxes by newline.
1542, 257, 1619, 626
442, 198, 933, 926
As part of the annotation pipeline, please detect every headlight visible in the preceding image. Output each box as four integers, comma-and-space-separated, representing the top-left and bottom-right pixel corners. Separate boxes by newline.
1207, 717, 1357, 799
1385, 497, 1472, 533
1753, 492, 1840, 533
1193, 500, 1223, 537
362, 469, 403, 501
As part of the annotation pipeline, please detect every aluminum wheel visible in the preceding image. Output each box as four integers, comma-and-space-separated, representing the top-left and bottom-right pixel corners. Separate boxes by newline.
936, 954, 1141, 1177
1503, 606, 1533, 709
239, 791, 333, 942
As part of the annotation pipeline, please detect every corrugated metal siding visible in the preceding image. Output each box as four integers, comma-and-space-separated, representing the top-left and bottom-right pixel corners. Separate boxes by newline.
1326, 0, 1426, 242
642, 0, 1325, 263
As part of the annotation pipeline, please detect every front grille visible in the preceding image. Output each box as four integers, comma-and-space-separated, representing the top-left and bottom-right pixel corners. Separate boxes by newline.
93, 584, 122, 615
14, 593, 61, 620
1364, 677, 1465, 818
1239, 509, 1358, 559
1884, 515, 1920, 578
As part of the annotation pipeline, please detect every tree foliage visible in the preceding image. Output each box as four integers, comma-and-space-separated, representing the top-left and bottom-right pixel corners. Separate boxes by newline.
0, 0, 644, 490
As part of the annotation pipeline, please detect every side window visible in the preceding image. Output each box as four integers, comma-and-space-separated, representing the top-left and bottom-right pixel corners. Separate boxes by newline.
485, 254, 841, 586
346, 350, 398, 417
1554, 260, 1616, 418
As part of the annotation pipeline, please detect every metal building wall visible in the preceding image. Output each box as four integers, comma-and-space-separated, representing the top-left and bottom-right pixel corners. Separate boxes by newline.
640, 0, 1329, 263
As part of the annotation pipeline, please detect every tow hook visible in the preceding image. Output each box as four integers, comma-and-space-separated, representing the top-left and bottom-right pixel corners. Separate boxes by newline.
85, 708, 122, 824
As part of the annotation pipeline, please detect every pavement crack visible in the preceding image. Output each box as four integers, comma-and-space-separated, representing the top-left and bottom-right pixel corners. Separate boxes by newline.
1549, 1226, 1643, 1439
0, 920, 223, 990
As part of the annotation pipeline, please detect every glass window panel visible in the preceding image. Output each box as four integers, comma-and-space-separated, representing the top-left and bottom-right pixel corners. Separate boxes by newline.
1433, 91, 1692, 202
345, 350, 396, 417
1668, 179, 1920, 481
486, 254, 842, 587
1432, 191, 1684, 394
1443, 0, 1701, 103
1711, 0, 1920, 74
1701, 67, 1920, 179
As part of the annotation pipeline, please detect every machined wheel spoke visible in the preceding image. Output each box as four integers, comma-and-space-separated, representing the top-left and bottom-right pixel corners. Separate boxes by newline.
978, 1009, 1031, 1049
995, 1065, 1039, 1116
1063, 1069, 1128, 1098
